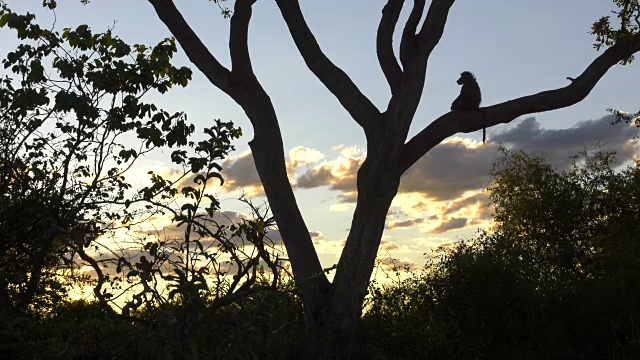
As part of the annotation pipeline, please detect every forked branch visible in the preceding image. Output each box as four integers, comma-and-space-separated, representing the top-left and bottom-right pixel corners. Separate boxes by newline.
399, 33, 640, 173
416, 0, 455, 56
400, 0, 426, 67
377, 0, 404, 94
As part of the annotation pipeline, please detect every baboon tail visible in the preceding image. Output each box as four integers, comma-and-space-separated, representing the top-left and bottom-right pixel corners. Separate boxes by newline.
479, 109, 488, 144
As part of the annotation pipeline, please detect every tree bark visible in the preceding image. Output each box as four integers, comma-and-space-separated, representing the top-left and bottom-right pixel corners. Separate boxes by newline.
323, 160, 402, 356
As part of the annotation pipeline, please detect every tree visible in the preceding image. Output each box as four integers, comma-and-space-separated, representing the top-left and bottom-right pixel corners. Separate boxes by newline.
43, 0, 640, 355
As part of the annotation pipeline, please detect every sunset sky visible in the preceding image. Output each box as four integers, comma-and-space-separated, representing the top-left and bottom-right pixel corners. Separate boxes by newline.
3, 0, 639, 271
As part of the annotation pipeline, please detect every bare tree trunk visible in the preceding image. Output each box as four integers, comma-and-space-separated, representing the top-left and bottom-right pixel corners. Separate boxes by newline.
303, 125, 406, 357
321, 189, 400, 357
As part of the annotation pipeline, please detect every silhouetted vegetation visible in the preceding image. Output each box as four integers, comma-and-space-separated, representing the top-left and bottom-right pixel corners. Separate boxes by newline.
364, 149, 640, 360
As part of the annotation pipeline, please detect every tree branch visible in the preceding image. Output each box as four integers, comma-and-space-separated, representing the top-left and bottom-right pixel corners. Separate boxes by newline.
229, 0, 256, 80
377, 0, 404, 95
416, 0, 455, 56
148, 0, 232, 94
399, 0, 426, 67
399, 33, 640, 173
75, 244, 119, 318
275, 0, 381, 128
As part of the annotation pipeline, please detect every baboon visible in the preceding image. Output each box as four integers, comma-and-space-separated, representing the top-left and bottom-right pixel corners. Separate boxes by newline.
451, 71, 487, 144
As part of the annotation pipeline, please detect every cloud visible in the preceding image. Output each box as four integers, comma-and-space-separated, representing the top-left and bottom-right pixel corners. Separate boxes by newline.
400, 138, 497, 201
288, 146, 325, 170
429, 217, 468, 233
174, 151, 263, 196
385, 191, 492, 235
296, 166, 334, 188
313, 239, 346, 257
410, 236, 452, 250
330, 203, 355, 212
180, 146, 330, 196
443, 192, 492, 219
400, 115, 639, 202
379, 239, 400, 251
220, 151, 264, 196
141, 210, 242, 238
386, 218, 424, 230
295, 146, 364, 193
337, 191, 358, 203
492, 115, 639, 169
386, 115, 639, 234
183, 115, 637, 207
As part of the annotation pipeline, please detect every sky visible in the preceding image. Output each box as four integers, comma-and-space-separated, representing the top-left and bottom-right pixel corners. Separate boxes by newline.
2, 0, 639, 272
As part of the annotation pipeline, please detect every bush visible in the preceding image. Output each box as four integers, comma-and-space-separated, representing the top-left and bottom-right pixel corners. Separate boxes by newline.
364, 149, 640, 360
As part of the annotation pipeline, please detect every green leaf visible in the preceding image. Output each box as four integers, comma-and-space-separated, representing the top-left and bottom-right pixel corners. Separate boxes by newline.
0, 14, 10, 28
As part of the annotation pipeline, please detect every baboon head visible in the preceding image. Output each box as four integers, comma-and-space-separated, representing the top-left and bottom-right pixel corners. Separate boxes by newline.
457, 71, 476, 85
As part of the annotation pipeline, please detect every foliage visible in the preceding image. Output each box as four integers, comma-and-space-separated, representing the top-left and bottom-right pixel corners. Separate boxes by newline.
0, 5, 302, 359
608, 107, 640, 139
595, 1, 640, 132
592, 0, 640, 63
364, 149, 640, 360
92, 194, 289, 322
1, 280, 305, 360
0, 3, 202, 314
